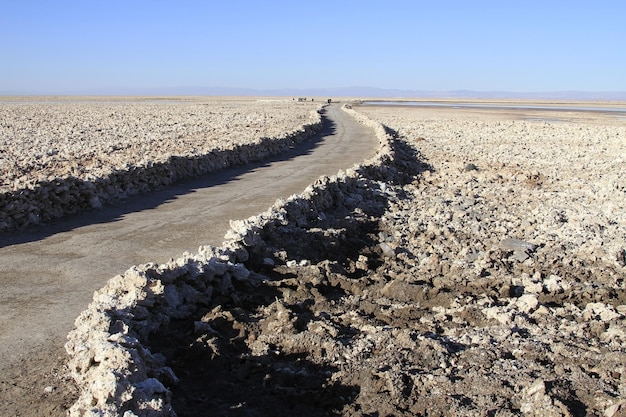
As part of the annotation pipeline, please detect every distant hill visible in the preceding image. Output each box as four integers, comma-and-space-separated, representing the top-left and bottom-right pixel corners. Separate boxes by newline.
267, 87, 626, 101
111, 86, 626, 101
3, 85, 626, 101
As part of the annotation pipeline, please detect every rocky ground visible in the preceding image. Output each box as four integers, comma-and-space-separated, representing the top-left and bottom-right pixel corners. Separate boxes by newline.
0, 97, 320, 192
8, 101, 626, 416
0, 97, 322, 230
145, 104, 626, 416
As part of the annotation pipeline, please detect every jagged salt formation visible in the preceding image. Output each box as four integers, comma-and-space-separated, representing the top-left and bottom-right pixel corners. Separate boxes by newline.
64, 105, 393, 416
0, 99, 322, 231
64, 247, 249, 416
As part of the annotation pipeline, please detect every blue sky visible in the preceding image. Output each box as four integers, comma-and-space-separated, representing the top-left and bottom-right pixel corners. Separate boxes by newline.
1, 0, 625, 94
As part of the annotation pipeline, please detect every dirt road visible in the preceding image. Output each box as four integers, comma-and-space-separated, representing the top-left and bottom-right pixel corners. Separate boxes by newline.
0, 104, 378, 415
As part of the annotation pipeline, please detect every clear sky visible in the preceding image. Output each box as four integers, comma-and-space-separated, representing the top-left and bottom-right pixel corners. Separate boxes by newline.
1, 0, 625, 94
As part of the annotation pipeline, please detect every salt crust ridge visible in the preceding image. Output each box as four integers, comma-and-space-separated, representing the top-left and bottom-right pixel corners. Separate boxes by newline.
64, 105, 393, 416
0, 103, 323, 231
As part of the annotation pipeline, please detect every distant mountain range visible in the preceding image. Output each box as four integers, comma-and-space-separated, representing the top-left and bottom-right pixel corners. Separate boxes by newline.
3, 85, 626, 100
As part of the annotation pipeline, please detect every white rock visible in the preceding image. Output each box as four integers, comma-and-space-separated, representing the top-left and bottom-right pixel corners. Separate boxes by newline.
516, 294, 539, 314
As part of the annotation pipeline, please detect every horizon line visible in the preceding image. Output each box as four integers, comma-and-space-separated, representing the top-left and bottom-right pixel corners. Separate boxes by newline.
2, 86, 626, 101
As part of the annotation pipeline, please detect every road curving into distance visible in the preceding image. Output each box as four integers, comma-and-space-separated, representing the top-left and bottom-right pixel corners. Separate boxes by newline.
0, 104, 378, 410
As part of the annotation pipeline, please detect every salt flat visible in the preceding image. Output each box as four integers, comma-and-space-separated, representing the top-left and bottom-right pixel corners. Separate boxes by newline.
0, 97, 321, 191
0, 97, 324, 230
2, 99, 625, 416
